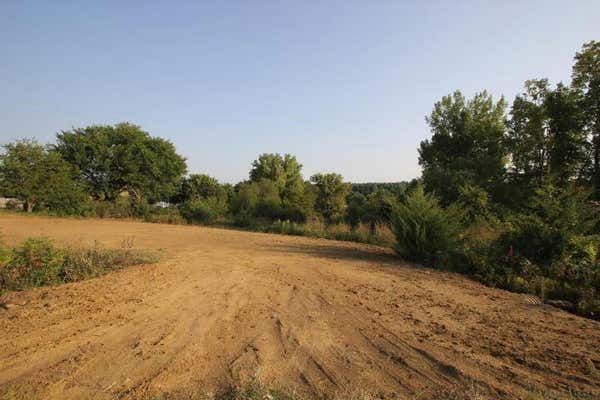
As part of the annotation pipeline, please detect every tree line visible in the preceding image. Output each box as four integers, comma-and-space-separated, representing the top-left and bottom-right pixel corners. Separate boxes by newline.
1, 41, 599, 318
0, 123, 403, 233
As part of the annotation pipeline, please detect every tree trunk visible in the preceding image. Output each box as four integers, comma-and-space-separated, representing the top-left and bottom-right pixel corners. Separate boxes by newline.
25, 200, 35, 213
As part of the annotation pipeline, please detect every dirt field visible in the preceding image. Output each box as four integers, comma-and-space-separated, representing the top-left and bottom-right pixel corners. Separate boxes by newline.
0, 214, 599, 400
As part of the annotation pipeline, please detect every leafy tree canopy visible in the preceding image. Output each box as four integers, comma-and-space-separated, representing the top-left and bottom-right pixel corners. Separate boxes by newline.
55, 123, 187, 203
310, 173, 350, 223
0, 139, 86, 213
419, 90, 507, 205
572, 40, 600, 196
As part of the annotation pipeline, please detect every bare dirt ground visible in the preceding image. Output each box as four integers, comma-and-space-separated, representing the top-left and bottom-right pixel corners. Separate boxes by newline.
0, 214, 599, 400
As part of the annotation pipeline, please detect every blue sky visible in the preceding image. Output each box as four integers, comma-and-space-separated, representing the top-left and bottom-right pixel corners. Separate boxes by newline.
1, 1, 599, 183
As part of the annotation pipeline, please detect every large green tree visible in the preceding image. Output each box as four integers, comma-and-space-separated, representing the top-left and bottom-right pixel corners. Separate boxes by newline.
545, 83, 588, 185
364, 188, 397, 233
178, 174, 226, 202
345, 191, 367, 229
506, 79, 551, 188
310, 173, 350, 223
507, 80, 587, 199
55, 123, 187, 203
249, 153, 302, 193
419, 91, 507, 205
0, 139, 86, 213
572, 40, 600, 196
249, 153, 310, 221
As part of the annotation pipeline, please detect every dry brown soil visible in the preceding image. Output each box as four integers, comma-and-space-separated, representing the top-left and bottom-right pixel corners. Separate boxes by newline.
0, 214, 599, 400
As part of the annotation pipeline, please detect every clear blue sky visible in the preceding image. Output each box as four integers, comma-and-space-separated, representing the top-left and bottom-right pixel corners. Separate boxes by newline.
1, 1, 599, 183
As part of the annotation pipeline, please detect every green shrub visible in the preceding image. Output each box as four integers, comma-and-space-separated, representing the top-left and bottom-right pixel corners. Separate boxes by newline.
90, 197, 138, 218
180, 197, 226, 224
549, 235, 600, 314
0, 237, 158, 292
0, 238, 65, 289
0, 238, 10, 266
392, 186, 461, 266
450, 186, 600, 319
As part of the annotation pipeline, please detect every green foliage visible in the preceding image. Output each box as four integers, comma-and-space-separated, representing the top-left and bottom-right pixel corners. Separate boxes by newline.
345, 191, 367, 229
180, 197, 226, 225
230, 182, 259, 225
249, 153, 302, 193
419, 90, 507, 205
0, 139, 87, 213
572, 40, 600, 196
506, 80, 587, 204
392, 186, 461, 266
545, 84, 588, 185
254, 178, 282, 219
364, 188, 397, 229
55, 123, 187, 203
178, 174, 226, 203
248, 153, 311, 222
351, 182, 408, 197
0, 238, 10, 266
0, 237, 158, 292
506, 79, 551, 204
310, 173, 350, 223
452, 184, 600, 318
456, 184, 494, 225
0, 238, 64, 289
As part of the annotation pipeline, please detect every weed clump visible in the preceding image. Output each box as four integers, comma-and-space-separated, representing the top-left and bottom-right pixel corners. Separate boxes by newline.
0, 237, 158, 292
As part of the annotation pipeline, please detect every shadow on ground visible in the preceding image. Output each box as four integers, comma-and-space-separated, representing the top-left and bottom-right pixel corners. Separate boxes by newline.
264, 241, 400, 264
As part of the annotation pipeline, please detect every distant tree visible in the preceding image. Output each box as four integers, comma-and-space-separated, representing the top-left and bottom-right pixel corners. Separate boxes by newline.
419, 90, 507, 205
506, 79, 551, 189
350, 182, 408, 197
0, 139, 86, 213
250, 153, 302, 193
179, 174, 226, 202
545, 83, 588, 185
345, 191, 367, 229
572, 40, 600, 196
507, 80, 588, 202
310, 173, 350, 223
179, 197, 227, 225
55, 123, 187, 204
176, 174, 229, 223
254, 179, 282, 219
230, 182, 259, 220
364, 188, 397, 233
249, 153, 311, 221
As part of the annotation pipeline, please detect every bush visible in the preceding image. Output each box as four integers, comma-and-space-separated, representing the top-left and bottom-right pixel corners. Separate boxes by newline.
0, 237, 65, 289
0, 237, 158, 292
179, 198, 226, 224
549, 235, 600, 315
90, 197, 138, 218
453, 185, 600, 319
392, 186, 461, 266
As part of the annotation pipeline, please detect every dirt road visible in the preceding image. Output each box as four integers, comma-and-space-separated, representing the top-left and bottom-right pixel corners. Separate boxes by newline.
0, 214, 598, 399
